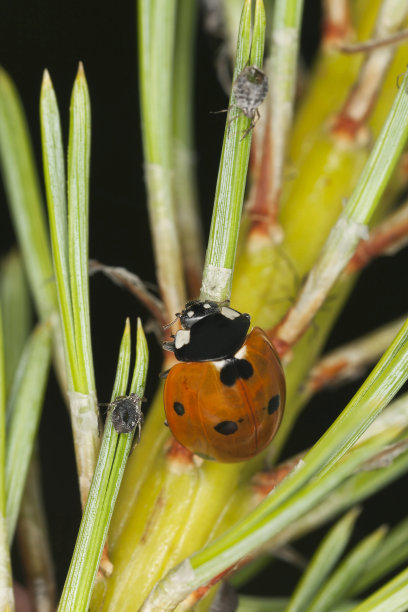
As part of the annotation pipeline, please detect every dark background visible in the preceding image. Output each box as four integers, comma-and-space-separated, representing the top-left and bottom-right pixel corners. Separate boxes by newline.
1, 0, 408, 601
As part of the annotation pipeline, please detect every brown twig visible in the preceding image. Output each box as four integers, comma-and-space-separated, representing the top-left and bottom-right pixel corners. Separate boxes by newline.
306, 315, 406, 394
338, 29, 408, 54
89, 260, 167, 326
331, 1, 408, 142
346, 202, 408, 274
246, 111, 284, 242
359, 438, 408, 472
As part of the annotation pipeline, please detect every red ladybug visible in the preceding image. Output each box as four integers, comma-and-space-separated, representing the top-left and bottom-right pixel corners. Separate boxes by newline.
163, 301, 285, 463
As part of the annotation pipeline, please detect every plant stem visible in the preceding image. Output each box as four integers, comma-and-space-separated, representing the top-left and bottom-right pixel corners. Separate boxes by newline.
306, 315, 406, 393
138, 0, 186, 320
350, 565, 408, 612
58, 320, 148, 612
200, 0, 266, 303
6, 323, 52, 543
0, 68, 57, 322
41, 65, 100, 508
17, 449, 56, 612
286, 509, 361, 612
0, 252, 31, 394
307, 526, 387, 612
173, 1, 204, 298
0, 305, 14, 612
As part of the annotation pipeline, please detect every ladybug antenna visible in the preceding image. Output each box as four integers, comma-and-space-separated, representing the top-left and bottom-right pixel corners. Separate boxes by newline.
163, 315, 179, 330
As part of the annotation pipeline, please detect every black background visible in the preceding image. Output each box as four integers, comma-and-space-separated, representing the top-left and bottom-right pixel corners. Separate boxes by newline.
1, 0, 408, 602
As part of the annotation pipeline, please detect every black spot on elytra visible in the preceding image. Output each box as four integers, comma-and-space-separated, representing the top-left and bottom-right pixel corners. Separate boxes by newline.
267, 395, 280, 415
220, 359, 254, 386
238, 418, 244, 423
214, 420, 239, 435
173, 401, 185, 416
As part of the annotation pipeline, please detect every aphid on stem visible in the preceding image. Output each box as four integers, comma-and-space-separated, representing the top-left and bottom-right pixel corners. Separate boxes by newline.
215, 64, 268, 140
110, 393, 144, 438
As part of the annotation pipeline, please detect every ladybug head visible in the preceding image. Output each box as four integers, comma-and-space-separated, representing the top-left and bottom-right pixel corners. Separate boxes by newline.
177, 300, 220, 329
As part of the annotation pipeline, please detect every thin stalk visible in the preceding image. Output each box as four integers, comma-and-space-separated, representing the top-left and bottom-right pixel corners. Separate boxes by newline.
5, 323, 52, 543
88, 261, 166, 326
350, 565, 408, 612
40, 69, 75, 390
40, 66, 100, 508
0, 67, 66, 409
0, 68, 57, 322
0, 305, 14, 612
0, 252, 31, 394
238, 596, 358, 612
346, 200, 408, 274
173, 1, 204, 298
269, 442, 408, 550
238, 596, 288, 612
349, 516, 408, 596
67, 63, 95, 394
286, 509, 361, 612
138, 0, 186, 320
306, 315, 406, 393
339, 29, 408, 53
17, 449, 56, 612
200, 0, 266, 303
58, 320, 148, 612
332, 0, 408, 139
307, 526, 387, 612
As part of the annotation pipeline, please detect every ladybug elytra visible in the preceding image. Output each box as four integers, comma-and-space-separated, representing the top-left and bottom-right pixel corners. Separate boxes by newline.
163, 301, 285, 463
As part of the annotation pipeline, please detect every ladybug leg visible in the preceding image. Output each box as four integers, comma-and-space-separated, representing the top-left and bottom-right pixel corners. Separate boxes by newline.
159, 368, 171, 380
162, 340, 175, 353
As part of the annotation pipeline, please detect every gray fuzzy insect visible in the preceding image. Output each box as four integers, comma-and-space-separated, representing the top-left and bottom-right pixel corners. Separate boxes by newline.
110, 393, 144, 438
230, 65, 268, 138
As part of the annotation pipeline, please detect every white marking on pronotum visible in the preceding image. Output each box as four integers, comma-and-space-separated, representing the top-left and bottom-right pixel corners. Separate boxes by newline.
175, 330, 191, 349
187, 310, 194, 317
203, 303, 211, 309
221, 306, 240, 320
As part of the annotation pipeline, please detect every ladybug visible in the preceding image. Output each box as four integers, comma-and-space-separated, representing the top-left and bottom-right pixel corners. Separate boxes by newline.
163, 301, 285, 463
